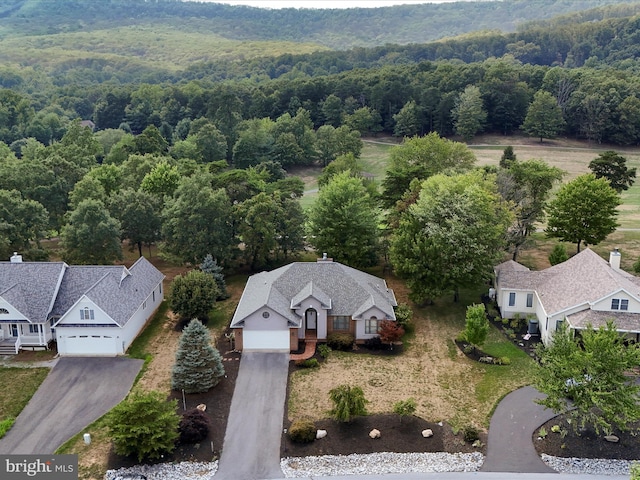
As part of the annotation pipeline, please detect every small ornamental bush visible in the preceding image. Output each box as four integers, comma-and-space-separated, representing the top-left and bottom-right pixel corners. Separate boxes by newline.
463, 425, 480, 443
393, 398, 417, 423
289, 419, 316, 443
394, 303, 413, 329
317, 344, 332, 358
327, 332, 354, 351
296, 358, 319, 368
179, 408, 210, 444
498, 357, 511, 365
329, 384, 368, 423
364, 336, 385, 350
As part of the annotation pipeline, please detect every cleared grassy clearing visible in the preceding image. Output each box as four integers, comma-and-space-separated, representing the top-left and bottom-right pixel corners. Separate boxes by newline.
0, 367, 49, 438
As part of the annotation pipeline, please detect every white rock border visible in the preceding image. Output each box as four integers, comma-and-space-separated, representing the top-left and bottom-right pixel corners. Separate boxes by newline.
105, 460, 217, 480
280, 451, 484, 477
541, 454, 635, 476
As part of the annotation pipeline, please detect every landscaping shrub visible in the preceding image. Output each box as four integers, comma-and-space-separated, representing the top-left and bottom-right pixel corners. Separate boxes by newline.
329, 384, 368, 423
463, 425, 480, 443
497, 357, 511, 365
394, 303, 413, 330
327, 332, 354, 351
363, 336, 385, 350
289, 419, 316, 443
179, 408, 210, 444
393, 398, 417, 423
317, 344, 331, 358
297, 358, 319, 368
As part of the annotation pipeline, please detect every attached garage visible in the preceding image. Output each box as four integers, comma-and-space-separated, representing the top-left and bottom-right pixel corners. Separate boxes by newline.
57, 334, 120, 356
242, 330, 290, 351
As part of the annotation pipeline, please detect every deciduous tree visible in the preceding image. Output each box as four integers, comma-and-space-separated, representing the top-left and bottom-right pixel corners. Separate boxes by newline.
60, 199, 122, 265
307, 172, 379, 268
588, 151, 636, 193
382, 133, 476, 209
452, 85, 486, 141
169, 270, 219, 321
546, 174, 620, 253
107, 391, 179, 462
390, 171, 512, 303
535, 321, 640, 435
461, 304, 489, 348
522, 90, 565, 142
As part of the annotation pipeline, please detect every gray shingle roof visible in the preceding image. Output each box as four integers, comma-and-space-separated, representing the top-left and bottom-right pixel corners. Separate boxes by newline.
231, 261, 397, 327
567, 309, 640, 332
0, 262, 66, 322
0, 257, 163, 327
495, 248, 640, 315
53, 256, 164, 327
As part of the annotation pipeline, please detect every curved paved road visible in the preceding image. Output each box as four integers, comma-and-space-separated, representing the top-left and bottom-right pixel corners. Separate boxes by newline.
0, 357, 143, 454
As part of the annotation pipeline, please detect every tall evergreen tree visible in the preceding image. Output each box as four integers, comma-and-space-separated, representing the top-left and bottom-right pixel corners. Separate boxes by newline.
171, 319, 225, 394
452, 85, 487, 141
200, 254, 229, 300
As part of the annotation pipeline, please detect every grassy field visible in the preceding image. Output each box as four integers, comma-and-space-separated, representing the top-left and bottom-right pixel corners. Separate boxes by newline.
298, 134, 640, 227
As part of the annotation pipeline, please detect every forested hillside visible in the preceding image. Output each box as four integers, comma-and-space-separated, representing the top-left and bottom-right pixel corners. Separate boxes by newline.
0, 0, 633, 48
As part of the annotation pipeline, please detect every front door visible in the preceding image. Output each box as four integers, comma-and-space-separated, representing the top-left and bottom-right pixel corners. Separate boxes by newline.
10, 324, 18, 337
305, 309, 317, 330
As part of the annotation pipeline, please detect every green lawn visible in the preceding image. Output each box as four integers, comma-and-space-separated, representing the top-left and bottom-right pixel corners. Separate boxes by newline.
0, 367, 49, 438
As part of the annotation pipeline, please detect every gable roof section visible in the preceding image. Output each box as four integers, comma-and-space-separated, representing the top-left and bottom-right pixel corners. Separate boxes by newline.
231, 261, 397, 327
290, 281, 332, 309
495, 248, 640, 316
52, 256, 164, 327
0, 262, 66, 322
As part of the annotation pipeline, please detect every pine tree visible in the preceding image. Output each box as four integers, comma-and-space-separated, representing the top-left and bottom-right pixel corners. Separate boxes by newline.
171, 319, 225, 394
200, 254, 229, 300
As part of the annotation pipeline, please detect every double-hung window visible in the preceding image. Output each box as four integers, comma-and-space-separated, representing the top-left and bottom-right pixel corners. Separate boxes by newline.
365, 317, 379, 334
508, 292, 516, 306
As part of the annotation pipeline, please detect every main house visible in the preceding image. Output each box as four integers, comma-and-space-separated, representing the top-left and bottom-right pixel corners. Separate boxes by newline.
0, 253, 164, 356
230, 256, 398, 351
494, 248, 640, 346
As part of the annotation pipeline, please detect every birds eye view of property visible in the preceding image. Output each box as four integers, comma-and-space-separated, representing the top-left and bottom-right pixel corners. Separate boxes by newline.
3, 0, 640, 479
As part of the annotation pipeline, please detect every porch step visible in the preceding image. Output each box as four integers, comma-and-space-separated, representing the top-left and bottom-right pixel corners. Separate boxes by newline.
0, 346, 17, 355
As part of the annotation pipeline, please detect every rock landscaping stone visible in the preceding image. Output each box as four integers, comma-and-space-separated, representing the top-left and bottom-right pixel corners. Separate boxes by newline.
196, 403, 206, 411
316, 429, 327, 439
369, 429, 381, 439
422, 429, 433, 438
604, 435, 620, 443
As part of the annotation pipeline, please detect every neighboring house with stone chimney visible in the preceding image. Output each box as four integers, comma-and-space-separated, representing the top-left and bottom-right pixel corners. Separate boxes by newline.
0, 253, 164, 356
230, 256, 397, 351
494, 248, 640, 346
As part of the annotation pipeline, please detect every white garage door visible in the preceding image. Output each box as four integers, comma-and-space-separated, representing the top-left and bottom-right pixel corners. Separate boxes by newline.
58, 335, 119, 356
243, 330, 289, 351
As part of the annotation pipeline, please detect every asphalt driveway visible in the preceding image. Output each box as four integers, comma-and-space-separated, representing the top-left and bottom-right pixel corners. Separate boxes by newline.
215, 351, 289, 480
0, 356, 143, 454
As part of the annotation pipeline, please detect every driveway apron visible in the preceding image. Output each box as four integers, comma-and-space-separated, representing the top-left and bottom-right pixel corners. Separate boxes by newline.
0, 356, 143, 454
215, 351, 289, 480
481, 385, 558, 473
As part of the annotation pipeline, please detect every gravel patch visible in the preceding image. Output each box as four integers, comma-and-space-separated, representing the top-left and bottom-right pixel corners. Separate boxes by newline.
105, 461, 217, 480
541, 454, 636, 476
280, 452, 484, 477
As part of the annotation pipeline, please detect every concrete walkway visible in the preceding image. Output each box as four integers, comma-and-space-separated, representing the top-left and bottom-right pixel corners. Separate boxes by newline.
215, 352, 290, 480
481, 385, 558, 473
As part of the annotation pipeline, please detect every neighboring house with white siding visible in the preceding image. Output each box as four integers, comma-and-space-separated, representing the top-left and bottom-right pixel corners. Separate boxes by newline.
230, 256, 397, 351
494, 248, 640, 345
0, 253, 164, 356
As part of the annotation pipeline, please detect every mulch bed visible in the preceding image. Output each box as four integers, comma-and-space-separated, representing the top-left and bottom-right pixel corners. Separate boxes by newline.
281, 414, 485, 458
107, 331, 240, 468
534, 415, 640, 460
